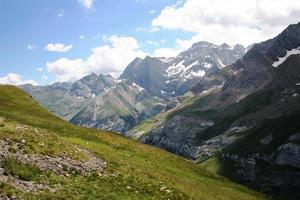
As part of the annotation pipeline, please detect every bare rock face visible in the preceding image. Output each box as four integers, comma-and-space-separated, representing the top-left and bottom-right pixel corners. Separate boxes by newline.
289, 132, 300, 141
141, 115, 214, 158
259, 135, 273, 145
275, 143, 300, 168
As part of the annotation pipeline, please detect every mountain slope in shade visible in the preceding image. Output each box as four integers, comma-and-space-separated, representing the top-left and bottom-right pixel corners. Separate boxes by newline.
20, 82, 91, 120
0, 85, 265, 200
70, 80, 166, 133
130, 22, 300, 199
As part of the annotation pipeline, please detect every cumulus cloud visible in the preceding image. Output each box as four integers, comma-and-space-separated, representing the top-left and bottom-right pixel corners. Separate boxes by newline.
45, 43, 73, 52
37, 67, 43, 72
152, 0, 300, 45
153, 47, 181, 58
27, 45, 36, 50
47, 58, 87, 82
78, 0, 93, 9
0, 73, 38, 86
46, 35, 148, 82
135, 26, 160, 33
57, 9, 64, 17
42, 75, 49, 81
149, 10, 156, 14
79, 35, 85, 40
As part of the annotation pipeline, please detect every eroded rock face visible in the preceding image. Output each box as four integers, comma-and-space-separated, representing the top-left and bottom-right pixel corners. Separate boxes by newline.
275, 143, 300, 168
289, 132, 300, 141
141, 115, 214, 158
259, 135, 273, 145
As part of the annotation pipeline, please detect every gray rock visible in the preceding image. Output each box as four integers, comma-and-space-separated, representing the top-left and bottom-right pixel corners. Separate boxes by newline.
275, 143, 300, 168
260, 135, 273, 145
289, 132, 300, 141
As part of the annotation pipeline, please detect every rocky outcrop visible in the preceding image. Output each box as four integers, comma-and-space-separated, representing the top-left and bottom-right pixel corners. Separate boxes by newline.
141, 115, 214, 158
275, 143, 300, 168
0, 139, 106, 176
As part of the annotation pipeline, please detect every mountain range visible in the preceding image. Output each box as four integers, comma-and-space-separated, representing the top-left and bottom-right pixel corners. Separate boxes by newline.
18, 22, 300, 199
21, 41, 245, 133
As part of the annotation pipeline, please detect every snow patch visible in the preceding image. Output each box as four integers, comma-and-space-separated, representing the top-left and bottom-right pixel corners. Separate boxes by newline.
273, 47, 300, 67
161, 90, 167, 95
203, 62, 212, 69
166, 60, 185, 77
185, 61, 199, 71
217, 57, 226, 68
186, 70, 205, 78
132, 82, 145, 92
158, 57, 173, 63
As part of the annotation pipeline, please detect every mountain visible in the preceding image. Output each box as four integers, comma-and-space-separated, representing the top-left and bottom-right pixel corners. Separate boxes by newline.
20, 82, 90, 120
120, 56, 169, 97
0, 85, 265, 199
69, 73, 117, 98
70, 79, 166, 133
120, 42, 245, 97
21, 74, 167, 133
21, 41, 245, 133
129, 22, 300, 199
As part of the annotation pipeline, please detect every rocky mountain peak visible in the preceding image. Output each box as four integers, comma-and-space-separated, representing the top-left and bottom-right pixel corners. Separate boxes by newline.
191, 41, 214, 48
266, 21, 300, 61
69, 73, 117, 98
219, 43, 231, 49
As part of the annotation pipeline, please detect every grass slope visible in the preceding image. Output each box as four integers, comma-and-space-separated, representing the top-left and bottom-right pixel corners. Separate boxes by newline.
0, 85, 265, 200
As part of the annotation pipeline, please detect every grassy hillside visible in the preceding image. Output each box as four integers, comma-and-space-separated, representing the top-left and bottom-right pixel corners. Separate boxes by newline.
0, 85, 265, 200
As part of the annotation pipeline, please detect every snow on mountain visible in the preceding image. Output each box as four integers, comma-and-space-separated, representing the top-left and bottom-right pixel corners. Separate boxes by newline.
164, 42, 245, 84
132, 82, 145, 92
273, 47, 300, 67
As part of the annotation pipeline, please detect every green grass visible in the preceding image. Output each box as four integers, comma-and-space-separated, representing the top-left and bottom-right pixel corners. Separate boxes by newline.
196, 89, 273, 143
0, 85, 266, 200
2, 158, 43, 182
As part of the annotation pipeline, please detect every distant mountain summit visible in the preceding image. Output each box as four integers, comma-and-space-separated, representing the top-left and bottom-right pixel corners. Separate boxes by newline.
70, 73, 117, 98
120, 41, 245, 97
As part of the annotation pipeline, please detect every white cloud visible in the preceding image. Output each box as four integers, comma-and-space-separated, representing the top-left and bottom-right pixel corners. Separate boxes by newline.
153, 47, 181, 58
45, 43, 73, 52
47, 58, 87, 82
152, 0, 300, 45
27, 45, 36, 50
37, 67, 43, 72
46, 35, 148, 82
149, 10, 156, 14
146, 39, 167, 46
57, 9, 64, 17
79, 35, 85, 40
78, 0, 93, 9
135, 26, 160, 33
42, 75, 49, 81
0, 73, 38, 86
153, 38, 189, 57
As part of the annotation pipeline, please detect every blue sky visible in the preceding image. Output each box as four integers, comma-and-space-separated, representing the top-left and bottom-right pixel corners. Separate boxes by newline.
1, 0, 299, 85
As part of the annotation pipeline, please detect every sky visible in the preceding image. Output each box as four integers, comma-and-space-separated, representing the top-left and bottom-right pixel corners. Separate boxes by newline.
1, 0, 300, 85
